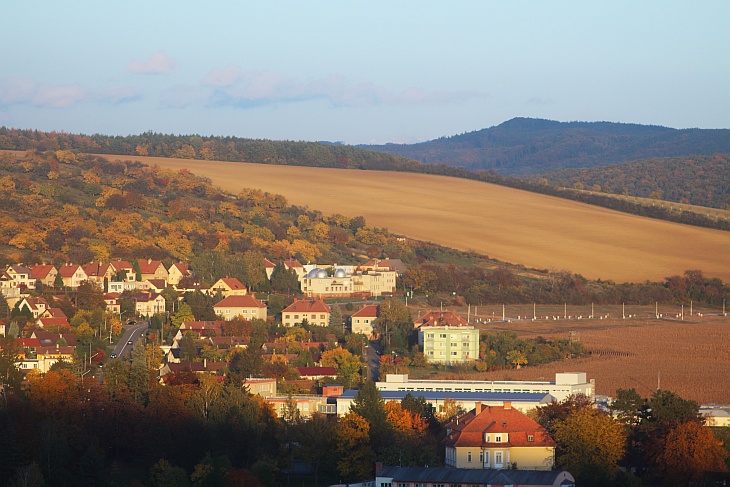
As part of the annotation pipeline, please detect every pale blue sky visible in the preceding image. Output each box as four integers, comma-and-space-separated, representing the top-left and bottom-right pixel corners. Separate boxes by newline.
1, 1, 728, 144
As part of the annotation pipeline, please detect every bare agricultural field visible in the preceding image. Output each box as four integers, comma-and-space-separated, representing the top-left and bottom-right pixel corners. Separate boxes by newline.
108, 155, 730, 283
461, 313, 730, 404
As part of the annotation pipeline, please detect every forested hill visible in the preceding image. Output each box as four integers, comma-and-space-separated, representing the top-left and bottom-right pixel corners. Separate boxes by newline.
359, 118, 730, 175
528, 153, 730, 209
0, 127, 424, 171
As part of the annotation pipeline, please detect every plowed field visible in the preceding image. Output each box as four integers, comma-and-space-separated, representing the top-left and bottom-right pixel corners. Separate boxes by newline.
108, 155, 730, 283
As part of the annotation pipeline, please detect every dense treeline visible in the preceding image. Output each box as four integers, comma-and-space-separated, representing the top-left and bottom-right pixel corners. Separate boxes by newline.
530, 153, 730, 209
0, 126, 727, 231
361, 117, 730, 176
0, 127, 423, 172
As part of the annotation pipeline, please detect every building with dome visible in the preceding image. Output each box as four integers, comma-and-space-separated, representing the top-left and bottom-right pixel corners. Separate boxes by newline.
298, 265, 397, 299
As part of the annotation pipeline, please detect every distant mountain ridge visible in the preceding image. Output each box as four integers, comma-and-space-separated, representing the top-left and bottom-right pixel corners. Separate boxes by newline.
359, 117, 730, 175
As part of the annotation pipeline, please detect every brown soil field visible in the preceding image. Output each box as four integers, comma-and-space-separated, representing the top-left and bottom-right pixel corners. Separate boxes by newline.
110, 155, 730, 283
424, 306, 730, 404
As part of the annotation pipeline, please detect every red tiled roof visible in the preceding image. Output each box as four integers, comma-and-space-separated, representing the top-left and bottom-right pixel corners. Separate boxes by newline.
138, 259, 164, 274
414, 310, 469, 328
44, 308, 67, 318
217, 278, 247, 291
352, 304, 379, 318
110, 261, 133, 271
147, 279, 168, 289
214, 295, 266, 308
445, 405, 556, 449
30, 264, 56, 279
37, 317, 71, 328
58, 264, 82, 278
282, 299, 331, 314
83, 262, 112, 277
263, 258, 276, 268
284, 259, 303, 268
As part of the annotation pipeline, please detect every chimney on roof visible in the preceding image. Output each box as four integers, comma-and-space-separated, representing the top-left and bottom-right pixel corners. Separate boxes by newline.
504, 401, 512, 410
148, 258, 152, 264
475, 402, 482, 414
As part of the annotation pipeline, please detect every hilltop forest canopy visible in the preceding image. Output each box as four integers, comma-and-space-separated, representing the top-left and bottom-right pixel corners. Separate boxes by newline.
0, 149, 727, 308
361, 117, 730, 176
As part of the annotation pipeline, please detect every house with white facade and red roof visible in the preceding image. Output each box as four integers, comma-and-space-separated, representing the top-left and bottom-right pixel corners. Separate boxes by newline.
444, 403, 556, 471
351, 304, 379, 337
29, 264, 58, 287
213, 295, 267, 321
209, 277, 247, 297
167, 262, 191, 286
138, 259, 168, 282
281, 298, 331, 327
58, 264, 88, 289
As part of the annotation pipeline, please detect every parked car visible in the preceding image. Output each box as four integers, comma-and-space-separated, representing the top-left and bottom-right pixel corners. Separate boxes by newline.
127, 340, 133, 345
110, 353, 117, 359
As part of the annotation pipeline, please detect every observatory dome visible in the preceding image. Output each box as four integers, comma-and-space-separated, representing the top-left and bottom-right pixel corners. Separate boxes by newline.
334, 268, 347, 278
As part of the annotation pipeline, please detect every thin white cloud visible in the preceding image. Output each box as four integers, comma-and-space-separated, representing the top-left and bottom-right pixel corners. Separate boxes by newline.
128, 50, 177, 75
99, 86, 143, 104
0, 77, 86, 108
201, 66, 485, 108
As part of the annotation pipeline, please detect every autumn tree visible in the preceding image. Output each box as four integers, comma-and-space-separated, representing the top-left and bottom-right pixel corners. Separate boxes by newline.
552, 407, 627, 486
662, 427, 729, 487
374, 298, 411, 352
319, 347, 362, 389
336, 412, 376, 482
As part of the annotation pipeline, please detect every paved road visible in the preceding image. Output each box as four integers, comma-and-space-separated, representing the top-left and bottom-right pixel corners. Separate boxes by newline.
365, 341, 383, 381
110, 321, 149, 360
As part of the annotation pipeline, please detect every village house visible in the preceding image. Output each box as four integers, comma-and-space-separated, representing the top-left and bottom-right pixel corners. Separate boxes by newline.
281, 298, 331, 327
444, 403, 557, 471
82, 262, 116, 288
133, 292, 166, 317
0, 320, 6, 337
29, 264, 58, 287
0, 270, 20, 299
109, 261, 135, 281
138, 259, 168, 282
283, 259, 306, 280
213, 295, 267, 321
159, 360, 228, 382
103, 292, 121, 314
6, 265, 36, 290
18, 337, 75, 373
167, 262, 191, 286
16, 297, 51, 319
243, 377, 277, 398
263, 258, 276, 280
58, 263, 88, 289
209, 277, 248, 297
350, 304, 379, 337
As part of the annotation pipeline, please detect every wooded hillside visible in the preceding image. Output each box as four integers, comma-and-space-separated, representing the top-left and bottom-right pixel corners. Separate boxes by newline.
361, 117, 730, 175
528, 153, 730, 209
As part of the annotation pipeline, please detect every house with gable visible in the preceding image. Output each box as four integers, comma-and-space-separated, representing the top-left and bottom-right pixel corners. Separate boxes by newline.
17, 297, 51, 319
0, 320, 6, 337
209, 277, 248, 297
167, 262, 191, 286
29, 264, 58, 287
58, 263, 88, 289
263, 258, 276, 280
281, 298, 331, 327
284, 259, 307, 280
350, 304, 379, 337
103, 293, 121, 314
82, 262, 116, 288
0, 270, 20, 299
109, 261, 135, 281
133, 292, 166, 317
138, 259, 168, 282
6, 265, 36, 290
444, 403, 556, 471
213, 295, 267, 321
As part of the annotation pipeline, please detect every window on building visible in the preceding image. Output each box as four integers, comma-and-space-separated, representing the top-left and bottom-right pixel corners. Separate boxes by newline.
468, 451, 472, 462
479, 451, 483, 462
528, 435, 534, 442
495, 451, 503, 465
495, 435, 502, 442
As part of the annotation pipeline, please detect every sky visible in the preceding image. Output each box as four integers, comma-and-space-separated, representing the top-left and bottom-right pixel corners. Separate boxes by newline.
1, 1, 729, 144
